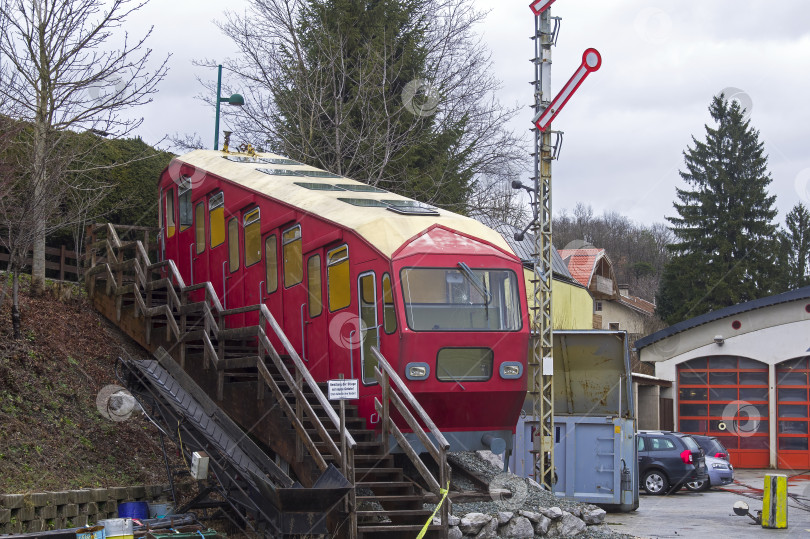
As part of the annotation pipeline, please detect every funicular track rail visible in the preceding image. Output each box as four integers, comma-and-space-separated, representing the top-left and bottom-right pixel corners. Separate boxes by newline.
85, 223, 451, 538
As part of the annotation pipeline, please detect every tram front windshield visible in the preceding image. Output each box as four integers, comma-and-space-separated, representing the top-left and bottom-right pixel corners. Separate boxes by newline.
400, 267, 521, 331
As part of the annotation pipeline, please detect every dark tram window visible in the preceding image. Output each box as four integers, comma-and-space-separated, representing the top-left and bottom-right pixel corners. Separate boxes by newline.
382, 273, 397, 334
178, 178, 192, 231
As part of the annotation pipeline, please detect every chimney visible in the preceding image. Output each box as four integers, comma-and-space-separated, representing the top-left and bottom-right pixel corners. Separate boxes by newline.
618, 283, 630, 297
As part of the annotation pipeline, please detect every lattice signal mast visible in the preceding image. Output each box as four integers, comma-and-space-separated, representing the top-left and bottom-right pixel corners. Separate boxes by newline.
530, 1, 556, 489
522, 1, 601, 489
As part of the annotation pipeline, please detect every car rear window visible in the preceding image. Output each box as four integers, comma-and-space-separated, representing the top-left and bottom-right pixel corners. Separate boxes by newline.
681, 435, 699, 451
702, 437, 725, 454
647, 437, 676, 451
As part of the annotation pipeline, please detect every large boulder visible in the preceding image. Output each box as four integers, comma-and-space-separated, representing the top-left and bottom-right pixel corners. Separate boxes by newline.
448, 525, 463, 539
518, 510, 543, 524
533, 515, 552, 536
546, 511, 587, 537
475, 518, 499, 539
460, 513, 492, 535
582, 507, 607, 525
497, 512, 514, 525
500, 516, 534, 539
540, 507, 563, 520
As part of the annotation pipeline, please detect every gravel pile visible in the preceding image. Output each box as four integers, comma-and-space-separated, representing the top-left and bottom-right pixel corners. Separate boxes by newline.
421, 451, 634, 539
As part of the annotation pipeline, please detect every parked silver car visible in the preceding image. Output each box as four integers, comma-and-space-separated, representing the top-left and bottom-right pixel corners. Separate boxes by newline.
685, 455, 734, 491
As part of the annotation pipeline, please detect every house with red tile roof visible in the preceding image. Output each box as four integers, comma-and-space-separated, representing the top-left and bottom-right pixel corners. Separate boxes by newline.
559, 247, 657, 335
558, 248, 619, 300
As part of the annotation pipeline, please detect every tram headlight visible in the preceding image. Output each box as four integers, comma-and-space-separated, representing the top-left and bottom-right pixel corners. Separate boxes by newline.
405, 363, 430, 381
410, 366, 426, 377
500, 362, 523, 379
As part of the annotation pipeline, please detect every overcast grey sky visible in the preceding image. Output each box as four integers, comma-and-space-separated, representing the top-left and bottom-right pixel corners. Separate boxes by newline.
126, 0, 810, 227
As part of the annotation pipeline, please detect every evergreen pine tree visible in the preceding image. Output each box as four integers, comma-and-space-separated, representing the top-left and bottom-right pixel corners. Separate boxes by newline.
218, 0, 523, 214
779, 203, 810, 289
656, 95, 779, 324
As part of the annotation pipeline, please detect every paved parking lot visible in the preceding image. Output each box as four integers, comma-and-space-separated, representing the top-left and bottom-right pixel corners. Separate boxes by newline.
605, 470, 810, 538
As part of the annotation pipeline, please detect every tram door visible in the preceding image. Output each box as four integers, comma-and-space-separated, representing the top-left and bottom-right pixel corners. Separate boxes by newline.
206, 192, 228, 310
358, 272, 379, 386
261, 232, 284, 353
241, 207, 263, 326
175, 179, 194, 285
225, 213, 245, 326
303, 249, 328, 379
280, 224, 307, 365
191, 200, 207, 294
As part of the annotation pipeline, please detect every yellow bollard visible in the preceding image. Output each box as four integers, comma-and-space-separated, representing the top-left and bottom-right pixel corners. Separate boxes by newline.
761, 473, 788, 529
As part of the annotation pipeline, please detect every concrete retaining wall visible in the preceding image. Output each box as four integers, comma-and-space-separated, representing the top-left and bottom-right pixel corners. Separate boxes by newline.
0, 485, 169, 534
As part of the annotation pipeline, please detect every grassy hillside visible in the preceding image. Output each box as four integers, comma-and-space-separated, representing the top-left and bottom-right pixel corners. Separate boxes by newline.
0, 276, 179, 492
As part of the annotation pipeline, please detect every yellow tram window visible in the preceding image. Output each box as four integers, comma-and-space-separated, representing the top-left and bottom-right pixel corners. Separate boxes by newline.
265, 235, 278, 294
165, 191, 176, 238
327, 245, 350, 312
244, 207, 261, 267
195, 202, 205, 254
282, 225, 302, 287
209, 192, 225, 248
228, 218, 239, 273
382, 273, 397, 334
308, 255, 322, 318
178, 178, 192, 232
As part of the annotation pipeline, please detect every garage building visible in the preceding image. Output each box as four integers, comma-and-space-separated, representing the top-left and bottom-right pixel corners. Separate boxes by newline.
635, 286, 810, 469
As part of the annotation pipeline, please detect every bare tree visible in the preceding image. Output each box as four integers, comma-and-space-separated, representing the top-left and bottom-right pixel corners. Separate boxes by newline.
0, 122, 112, 338
0, 0, 168, 295
205, 0, 527, 218
554, 204, 673, 302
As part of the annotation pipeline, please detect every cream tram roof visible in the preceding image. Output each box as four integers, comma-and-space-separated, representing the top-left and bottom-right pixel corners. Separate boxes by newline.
176, 150, 514, 259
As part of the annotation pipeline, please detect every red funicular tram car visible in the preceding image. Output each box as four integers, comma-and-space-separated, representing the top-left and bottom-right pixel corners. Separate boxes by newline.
158, 150, 530, 452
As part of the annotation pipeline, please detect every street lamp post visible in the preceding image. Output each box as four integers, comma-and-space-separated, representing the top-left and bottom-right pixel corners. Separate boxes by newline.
214, 64, 244, 150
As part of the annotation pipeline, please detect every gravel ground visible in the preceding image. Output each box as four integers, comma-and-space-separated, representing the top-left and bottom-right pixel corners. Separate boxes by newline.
423, 451, 636, 539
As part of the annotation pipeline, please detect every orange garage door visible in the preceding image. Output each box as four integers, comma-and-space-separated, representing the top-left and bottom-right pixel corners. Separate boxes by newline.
776, 357, 810, 470
677, 355, 769, 468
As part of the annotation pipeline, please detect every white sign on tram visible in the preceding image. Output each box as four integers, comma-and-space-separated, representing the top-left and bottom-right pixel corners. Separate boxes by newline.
328, 379, 359, 400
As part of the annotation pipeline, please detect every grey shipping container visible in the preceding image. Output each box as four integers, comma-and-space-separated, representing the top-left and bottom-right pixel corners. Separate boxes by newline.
509, 330, 639, 512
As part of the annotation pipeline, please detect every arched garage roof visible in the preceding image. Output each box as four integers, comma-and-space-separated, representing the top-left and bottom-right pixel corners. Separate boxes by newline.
636, 286, 810, 351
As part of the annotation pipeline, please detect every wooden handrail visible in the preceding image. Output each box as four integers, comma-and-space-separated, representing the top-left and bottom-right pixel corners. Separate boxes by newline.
371, 346, 450, 450
85, 224, 356, 481
371, 345, 450, 529
259, 304, 357, 450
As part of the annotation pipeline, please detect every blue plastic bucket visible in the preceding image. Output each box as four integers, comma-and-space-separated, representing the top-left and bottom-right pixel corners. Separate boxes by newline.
117, 501, 149, 519
147, 502, 174, 518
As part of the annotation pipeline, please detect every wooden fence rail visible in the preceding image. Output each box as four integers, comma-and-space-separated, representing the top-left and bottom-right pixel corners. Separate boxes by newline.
0, 245, 81, 281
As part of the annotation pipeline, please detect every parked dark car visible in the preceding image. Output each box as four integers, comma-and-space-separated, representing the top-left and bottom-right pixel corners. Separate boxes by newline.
684, 434, 734, 491
691, 434, 730, 460
637, 431, 708, 495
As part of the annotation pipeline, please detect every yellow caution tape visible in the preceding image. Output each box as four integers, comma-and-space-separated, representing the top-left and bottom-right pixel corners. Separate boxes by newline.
417, 482, 450, 539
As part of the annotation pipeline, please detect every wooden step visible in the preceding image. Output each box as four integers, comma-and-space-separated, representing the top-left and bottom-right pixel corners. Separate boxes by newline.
355, 481, 413, 489
357, 509, 432, 519
356, 495, 428, 512
217, 355, 260, 370
357, 524, 442, 533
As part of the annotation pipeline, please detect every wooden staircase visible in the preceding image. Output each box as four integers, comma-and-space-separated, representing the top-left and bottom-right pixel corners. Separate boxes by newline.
85, 223, 450, 538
